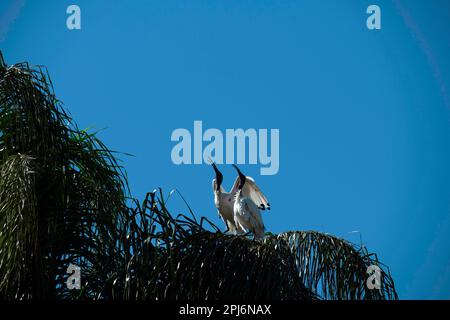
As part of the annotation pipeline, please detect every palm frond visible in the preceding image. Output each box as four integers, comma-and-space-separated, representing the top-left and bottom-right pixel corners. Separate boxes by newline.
268, 231, 398, 300
0, 52, 129, 299
0, 154, 39, 299
107, 192, 316, 300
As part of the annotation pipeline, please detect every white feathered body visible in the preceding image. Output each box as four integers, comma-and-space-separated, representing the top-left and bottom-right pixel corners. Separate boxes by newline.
233, 190, 265, 239
213, 180, 244, 234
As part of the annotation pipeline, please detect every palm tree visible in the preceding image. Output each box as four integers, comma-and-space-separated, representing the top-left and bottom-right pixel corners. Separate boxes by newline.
0, 52, 397, 300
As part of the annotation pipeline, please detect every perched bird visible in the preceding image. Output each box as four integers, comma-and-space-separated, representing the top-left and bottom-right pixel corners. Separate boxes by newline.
211, 162, 245, 234
232, 164, 270, 239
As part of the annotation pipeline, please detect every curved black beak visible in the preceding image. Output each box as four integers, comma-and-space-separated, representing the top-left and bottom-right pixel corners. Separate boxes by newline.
211, 162, 223, 191
232, 164, 246, 189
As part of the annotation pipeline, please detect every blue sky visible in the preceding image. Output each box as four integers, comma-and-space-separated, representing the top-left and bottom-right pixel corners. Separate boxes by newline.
1, 0, 450, 299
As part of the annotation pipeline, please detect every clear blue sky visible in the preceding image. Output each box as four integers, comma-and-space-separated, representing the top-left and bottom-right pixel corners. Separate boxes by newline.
1, 0, 450, 299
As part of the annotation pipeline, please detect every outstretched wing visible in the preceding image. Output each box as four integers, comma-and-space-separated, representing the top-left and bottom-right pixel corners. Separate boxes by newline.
232, 176, 270, 211
243, 198, 266, 239
229, 176, 241, 196
245, 199, 265, 228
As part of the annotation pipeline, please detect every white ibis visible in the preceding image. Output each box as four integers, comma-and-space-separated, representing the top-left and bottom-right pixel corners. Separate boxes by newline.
211, 162, 245, 234
231, 164, 270, 239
